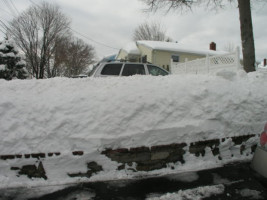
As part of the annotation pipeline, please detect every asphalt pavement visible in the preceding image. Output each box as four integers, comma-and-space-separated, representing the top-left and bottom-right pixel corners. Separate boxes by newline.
1, 161, 267, 200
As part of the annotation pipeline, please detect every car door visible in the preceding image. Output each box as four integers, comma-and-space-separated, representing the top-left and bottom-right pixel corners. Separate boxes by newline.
98, 63, 123, 77
121, 64, 146, 76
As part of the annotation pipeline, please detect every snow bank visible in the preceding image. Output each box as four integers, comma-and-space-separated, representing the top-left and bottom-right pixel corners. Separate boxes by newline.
0, 69, 266, 191
0, 70, 266, 155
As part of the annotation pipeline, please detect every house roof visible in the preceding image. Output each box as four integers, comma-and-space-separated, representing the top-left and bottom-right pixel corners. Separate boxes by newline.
136, 40, 227, 56
121, 42, 141, 55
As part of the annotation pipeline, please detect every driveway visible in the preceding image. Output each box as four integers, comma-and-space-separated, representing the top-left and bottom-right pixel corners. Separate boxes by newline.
1, 161, 267, 200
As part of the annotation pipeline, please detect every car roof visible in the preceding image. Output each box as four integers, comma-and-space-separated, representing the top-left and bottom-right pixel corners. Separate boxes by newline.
100, 61, 148, 65
89, 61, 169, 77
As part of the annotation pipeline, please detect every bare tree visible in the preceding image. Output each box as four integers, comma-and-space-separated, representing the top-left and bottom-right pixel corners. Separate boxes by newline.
141, 0, 258, 73
8, 2, 70, 79
223, 41, 236, 52
63, 38, 95, 77
51, 35, 71, 77
133, 21, 172, 41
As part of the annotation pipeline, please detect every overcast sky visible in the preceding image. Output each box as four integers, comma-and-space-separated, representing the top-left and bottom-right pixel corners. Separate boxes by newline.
1, 0, 266, 62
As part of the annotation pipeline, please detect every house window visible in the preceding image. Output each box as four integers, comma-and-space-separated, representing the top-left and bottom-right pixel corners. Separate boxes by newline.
172, 55, 179, 62
142, 55, 147, 63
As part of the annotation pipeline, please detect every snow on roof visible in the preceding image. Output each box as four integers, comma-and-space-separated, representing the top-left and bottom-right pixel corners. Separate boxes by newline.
122, 42, 141, 55
136, 40, 227, 56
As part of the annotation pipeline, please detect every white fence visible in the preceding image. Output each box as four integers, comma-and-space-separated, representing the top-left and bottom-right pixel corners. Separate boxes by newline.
170, 47, 241, 75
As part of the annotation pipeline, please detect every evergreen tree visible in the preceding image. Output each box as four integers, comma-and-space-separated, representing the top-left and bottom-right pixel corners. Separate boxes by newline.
0, 38, 28, 80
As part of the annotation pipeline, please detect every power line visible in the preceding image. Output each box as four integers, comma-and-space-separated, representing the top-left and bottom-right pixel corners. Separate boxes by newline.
28, 0, 120, 51
8, 0, 20, 15
2, 0, 17, 16
69, 28, 120, 50
0, 0, 17, 18
0, 0, 18, 37
0, 7, 13, 16
0, 18, 9, 35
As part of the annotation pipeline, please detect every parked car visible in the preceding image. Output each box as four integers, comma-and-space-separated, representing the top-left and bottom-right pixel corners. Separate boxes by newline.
89, 62, 169, 77
251, 122, 267, 178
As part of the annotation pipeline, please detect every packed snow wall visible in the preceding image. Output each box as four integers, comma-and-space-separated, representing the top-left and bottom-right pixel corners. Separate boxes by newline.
0, 70, 266, 154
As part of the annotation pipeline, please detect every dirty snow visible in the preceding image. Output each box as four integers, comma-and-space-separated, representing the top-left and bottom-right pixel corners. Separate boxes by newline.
146, 184, 225, 200
239, 188, 263, 199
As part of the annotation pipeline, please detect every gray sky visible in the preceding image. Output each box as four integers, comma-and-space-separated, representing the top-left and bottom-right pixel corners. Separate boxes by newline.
1, 0, 266, 62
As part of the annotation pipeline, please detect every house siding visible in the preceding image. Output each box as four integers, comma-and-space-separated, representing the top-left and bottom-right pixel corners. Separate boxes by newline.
118, 42, 211, 71
153, 50, 206, 71
117, 50, 141, 62
116, 50, 128, 61
137, 44, 153, 63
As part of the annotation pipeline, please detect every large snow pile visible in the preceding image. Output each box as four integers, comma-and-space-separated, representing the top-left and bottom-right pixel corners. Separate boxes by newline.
0, 70, 266, 155
0, 69, 266, 192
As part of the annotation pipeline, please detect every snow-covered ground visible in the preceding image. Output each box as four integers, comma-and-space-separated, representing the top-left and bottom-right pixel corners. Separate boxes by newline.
0, 69, 266, 196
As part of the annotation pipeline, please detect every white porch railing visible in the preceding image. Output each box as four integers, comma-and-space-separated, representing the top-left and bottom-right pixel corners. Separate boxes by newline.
170, 47, 241, 75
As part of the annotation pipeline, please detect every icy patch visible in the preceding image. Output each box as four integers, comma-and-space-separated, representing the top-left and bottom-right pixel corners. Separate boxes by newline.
212, 173, 230, 185
146, 184, 225, 200
239, 188, 263, 199
166, 171, 199, 182
0, 185, 69, 200
56, 189, 95, 200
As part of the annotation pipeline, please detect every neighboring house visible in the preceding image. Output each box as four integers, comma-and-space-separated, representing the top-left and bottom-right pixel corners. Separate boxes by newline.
116, 42, 141, 62
116, 40, 226, 71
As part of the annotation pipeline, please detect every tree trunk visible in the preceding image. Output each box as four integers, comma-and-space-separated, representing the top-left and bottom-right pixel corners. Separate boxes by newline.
238, 0, 255, 73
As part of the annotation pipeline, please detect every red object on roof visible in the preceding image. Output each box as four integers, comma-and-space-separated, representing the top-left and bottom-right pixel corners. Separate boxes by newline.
260, 122, 267, 147
260, 132, 267, 147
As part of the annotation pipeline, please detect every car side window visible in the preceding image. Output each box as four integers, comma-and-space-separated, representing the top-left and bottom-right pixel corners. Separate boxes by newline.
147, 65, 168, 76
101, 64, 123, 75
122, 64, 145, 76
